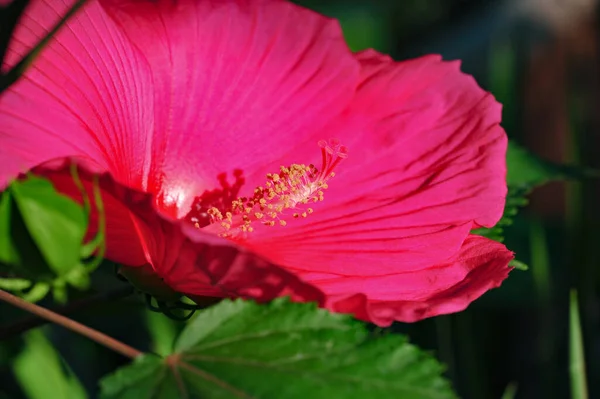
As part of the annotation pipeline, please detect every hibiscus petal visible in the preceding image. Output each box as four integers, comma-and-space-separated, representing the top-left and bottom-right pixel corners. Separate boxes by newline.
243, 50, 508, 276
0, 0, 154, 190
99, 0, 360, 216
340, 50, 507, 229
320, 235, 514, 326
41, 160, 324, 304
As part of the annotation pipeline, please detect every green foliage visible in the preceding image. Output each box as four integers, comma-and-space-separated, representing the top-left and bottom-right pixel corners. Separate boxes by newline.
472, 186, 529, 244
0, 172, 104, 303
500, 383, 518, 399
569, 290, 588, 399
10, 176, 87, 275
505, 141, 592, 190
100, 298, 456, 399
12, 330, 87, 399
293, 1, 392, 52
145, 309, 180, 357
473, 141, 594, 245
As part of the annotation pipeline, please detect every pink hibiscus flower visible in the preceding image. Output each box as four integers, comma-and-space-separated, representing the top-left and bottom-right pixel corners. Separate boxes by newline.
0, 0, 513, 326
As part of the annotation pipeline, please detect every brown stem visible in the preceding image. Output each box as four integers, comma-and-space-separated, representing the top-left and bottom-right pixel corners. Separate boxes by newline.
0, 289, 142, 359
0, 285, 134, 339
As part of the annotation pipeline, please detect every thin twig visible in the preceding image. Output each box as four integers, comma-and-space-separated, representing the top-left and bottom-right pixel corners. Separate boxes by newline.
0, 0, 88, 92
0, 285, 134, 339
0, 289, 142, 359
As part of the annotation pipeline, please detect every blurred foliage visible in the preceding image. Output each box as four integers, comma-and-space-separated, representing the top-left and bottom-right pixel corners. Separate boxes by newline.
474, 141, 595, 244
0, 173, 104, 303
12, 330, 86, 399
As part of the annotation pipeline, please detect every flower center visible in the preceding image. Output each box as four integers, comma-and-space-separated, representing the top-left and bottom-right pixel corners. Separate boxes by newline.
185, 139, 347, 238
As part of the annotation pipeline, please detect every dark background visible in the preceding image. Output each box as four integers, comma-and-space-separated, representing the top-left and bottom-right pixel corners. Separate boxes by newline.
2, 0, 600, 398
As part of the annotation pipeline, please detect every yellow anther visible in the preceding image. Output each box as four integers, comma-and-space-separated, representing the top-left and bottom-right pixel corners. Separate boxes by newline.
196, 139, 347, 238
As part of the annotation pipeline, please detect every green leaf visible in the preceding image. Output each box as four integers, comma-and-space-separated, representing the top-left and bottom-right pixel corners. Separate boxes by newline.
473, 141, 595, 245
569, 290, 588, 399
508, 259, 528, 271
100, 355, 167, 399
0, 190, 51, 278
12, 330, 87, 399
506, 141, 592, 189
0, 277, 32, 290
21, 283, 51, 302
0, 173, 102, 302
472, 186, 529, 243
9, 176, 87, 276
63, 265, 91, 290
100, 299, 456, 399
145, 310, 180, 357
0, 192, 19, 265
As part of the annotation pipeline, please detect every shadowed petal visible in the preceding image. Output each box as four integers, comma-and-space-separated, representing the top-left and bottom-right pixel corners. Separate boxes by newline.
41, 160, 324, 304
320, 236, 513, 325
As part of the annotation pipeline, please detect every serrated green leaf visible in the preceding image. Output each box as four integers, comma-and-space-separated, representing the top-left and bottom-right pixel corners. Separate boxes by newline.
12, 330, 87, 399
472, 141, 593, 245
100, 355, 166, 399
101, 299, 456, 399
174, 297, 351, 353
9, 176, 87, 276
472, 187, 529, 244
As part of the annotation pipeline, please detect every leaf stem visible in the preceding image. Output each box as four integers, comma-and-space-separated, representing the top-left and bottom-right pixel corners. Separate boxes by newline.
0, 285, 134, 339
0, 288, 142, 359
